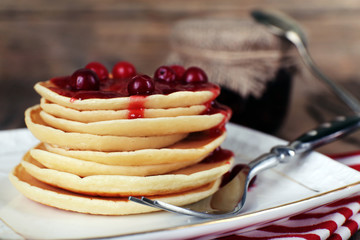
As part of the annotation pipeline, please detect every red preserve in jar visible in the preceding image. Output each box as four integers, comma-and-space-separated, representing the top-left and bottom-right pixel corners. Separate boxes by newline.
167, 18, 299, 134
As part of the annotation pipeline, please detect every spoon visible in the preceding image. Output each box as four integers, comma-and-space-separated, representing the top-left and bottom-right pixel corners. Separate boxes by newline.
251, 9, 360, 114
129, 115, 360, 218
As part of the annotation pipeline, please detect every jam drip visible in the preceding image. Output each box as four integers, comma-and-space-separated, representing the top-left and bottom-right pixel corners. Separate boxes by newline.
128, 95, 146, 119
220, 164, 256, 189
202, 148, 256, 189
201, 147, 234, 164
203, 101, 232, 136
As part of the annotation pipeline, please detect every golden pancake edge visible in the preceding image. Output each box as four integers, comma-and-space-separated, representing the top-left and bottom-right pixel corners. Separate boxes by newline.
10, 164, 221, 215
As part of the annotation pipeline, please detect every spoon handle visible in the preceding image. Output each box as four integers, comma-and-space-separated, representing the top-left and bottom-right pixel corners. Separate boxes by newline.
287, 32, 360, 114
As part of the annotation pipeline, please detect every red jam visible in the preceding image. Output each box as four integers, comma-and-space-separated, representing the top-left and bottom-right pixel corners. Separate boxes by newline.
49, 75, 220, 100
49, 63, 220, 100
203, 101, 232, 136
201, 147, 234, 164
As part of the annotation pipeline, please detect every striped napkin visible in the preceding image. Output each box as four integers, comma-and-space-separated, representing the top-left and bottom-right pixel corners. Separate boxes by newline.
216, 152, 360, 240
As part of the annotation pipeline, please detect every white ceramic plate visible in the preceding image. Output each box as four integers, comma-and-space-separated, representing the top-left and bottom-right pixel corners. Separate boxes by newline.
1, 123, 360, 240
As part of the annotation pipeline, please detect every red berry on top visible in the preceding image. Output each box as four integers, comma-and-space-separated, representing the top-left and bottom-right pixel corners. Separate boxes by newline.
170, 65, 185, 80
112, 61, 136, 79
127, 75, 155, 95
85, 62, 108, 82
182, 67, 208, 84
154, 66, 176, 83
69, 68, 100, 91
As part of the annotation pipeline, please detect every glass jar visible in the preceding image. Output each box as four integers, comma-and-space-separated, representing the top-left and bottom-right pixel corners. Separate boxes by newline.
167, 18, 299, 134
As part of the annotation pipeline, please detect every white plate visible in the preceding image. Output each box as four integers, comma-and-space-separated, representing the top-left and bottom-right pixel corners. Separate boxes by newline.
1, 123, 360, 240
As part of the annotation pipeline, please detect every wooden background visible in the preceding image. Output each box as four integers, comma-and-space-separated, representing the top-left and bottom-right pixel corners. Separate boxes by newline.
1, 0, 360, 154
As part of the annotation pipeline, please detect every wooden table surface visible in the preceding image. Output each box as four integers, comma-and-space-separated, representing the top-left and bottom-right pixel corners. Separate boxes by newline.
1, 0, 360, 156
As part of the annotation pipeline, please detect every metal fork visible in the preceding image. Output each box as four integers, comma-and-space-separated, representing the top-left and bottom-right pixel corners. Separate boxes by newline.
129, 115, 360, 218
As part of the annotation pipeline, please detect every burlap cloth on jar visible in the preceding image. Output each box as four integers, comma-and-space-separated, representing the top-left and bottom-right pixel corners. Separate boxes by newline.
166, 18, 299, 99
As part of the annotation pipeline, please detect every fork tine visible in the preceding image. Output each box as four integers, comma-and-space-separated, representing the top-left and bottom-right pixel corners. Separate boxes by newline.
129, 196, 208, 217
144, 197, 192, 213
141, 197, 192, 214
128, 196, 154, 207
128, 196, 173, 211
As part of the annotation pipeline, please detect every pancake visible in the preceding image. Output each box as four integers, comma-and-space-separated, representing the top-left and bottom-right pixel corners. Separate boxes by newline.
10, 164, 221, 215
35, 81, 218, 110
29, 146, 203, 177
43, 131, 226, 166
39, 106, 224, 137
21, 153, 233, 197
25, 105, 187, 151
40, 98, 207, 122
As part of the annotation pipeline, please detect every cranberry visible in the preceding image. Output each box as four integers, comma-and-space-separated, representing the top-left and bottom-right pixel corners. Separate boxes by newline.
85, 62, 108, 82
112, 61, 136, 79
170, 65, 185, 80
182, 67, 208, 84
127, 75, 155, 95
69, 68, 100, 91
154, 66, 176, 83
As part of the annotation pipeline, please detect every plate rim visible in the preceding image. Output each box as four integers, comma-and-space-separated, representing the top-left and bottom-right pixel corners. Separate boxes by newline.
90, 180, 360, 239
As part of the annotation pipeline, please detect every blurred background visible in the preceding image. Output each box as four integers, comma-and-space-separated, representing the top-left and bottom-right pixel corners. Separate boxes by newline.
1, 0, 360, 154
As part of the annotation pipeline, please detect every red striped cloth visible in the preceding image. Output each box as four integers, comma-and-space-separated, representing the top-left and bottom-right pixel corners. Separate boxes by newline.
216, 153, 360, 240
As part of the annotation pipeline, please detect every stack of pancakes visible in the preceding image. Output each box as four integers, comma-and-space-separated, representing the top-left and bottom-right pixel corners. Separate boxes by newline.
9, 69, 234, 215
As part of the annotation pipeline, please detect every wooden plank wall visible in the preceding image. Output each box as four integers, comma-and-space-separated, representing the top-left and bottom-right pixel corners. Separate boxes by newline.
1, 0, 359, 133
